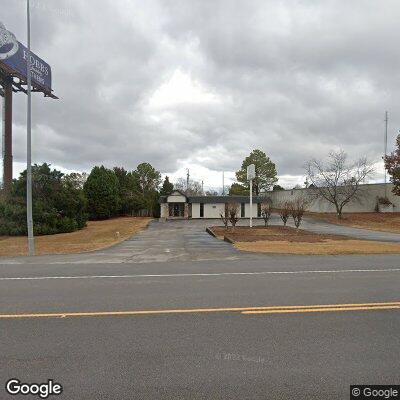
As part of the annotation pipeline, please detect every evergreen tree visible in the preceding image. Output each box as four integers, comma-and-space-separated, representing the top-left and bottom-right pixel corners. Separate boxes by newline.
84, 166, 120, 220
160, 176, 174, 196
235, 149, 278, 195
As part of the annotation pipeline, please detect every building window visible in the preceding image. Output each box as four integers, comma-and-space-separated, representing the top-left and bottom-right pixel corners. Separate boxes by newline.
257, 203, 261, 217
200, 203, 204, 218
241, 203, 245, 218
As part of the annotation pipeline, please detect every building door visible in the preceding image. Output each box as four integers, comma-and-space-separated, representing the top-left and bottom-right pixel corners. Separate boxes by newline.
173, 204, 181, 217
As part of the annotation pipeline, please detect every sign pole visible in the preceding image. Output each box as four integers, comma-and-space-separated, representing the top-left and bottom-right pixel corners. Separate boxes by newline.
250, 178, 253, 228
26, 0, 35, 256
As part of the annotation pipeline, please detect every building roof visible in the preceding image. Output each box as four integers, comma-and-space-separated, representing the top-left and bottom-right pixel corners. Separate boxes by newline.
159, 194, 269, 204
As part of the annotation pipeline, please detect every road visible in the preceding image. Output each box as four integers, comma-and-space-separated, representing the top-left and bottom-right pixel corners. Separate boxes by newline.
1, 220, 400, 399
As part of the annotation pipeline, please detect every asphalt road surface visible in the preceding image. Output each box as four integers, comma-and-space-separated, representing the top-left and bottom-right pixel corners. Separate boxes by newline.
1, 220, 400, 399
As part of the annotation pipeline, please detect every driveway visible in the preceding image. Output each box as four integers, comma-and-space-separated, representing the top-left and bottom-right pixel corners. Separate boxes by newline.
1, 216, 400, 265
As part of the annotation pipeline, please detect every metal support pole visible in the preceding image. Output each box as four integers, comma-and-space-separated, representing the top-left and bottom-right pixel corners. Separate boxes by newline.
26, 0, 35, 255
384, 111, 388, 198
3, 77, 13, 192
249, 179, 253, 228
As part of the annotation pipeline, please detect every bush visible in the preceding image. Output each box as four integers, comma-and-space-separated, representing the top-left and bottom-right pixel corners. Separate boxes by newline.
0, 164, 88, 236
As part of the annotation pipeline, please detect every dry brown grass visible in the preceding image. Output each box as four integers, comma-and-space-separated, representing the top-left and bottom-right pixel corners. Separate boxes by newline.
209, 225, 347, 243
208, 225, 400, 255
0, 217, 152, 257
308, 212, 400, 234
235, 239, 400, 255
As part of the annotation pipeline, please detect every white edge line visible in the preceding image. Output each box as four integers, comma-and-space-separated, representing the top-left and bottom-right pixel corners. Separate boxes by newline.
1, 268, 400, 281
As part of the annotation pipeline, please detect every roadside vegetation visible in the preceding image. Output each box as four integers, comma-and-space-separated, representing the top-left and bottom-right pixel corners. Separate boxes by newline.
0, 217, 151, 257
0, 162, 163, 237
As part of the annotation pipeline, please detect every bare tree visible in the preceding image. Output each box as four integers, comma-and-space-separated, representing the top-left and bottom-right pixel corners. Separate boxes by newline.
227, 202, 240, 230
305, 150, 373, 219
278, 201, 291, 226
220, 212, 229, 230
290, 198, 308, 229
260, 200, 272, 227
174, 178, 203, 195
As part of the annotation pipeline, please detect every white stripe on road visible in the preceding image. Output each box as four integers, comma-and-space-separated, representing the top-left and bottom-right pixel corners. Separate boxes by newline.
0, 268, 400, 281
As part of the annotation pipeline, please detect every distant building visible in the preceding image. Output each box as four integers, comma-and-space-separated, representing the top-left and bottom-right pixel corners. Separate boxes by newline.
159, 190, 267, 219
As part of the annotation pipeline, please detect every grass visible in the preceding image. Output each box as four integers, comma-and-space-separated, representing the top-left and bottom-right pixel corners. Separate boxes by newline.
307, 212, 400, 234
0, 217, 152, 257
209, 225, 400, 255
235, 239, 400, 255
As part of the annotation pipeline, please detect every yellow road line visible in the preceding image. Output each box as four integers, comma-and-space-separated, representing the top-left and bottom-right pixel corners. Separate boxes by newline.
242, 305, 400, 315
0, 301, 399, 319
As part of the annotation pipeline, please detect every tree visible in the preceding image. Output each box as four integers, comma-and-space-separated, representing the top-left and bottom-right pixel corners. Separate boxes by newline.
113, 167, 139, 215
131, 163, 162, 217
160, 176, 174, 196
227, 202, 240, 230
305, 150, 374, 219
235, 149, 278, 195
278, 201, 291, 226
229, 183, 249, 196
0, 163, 88, 235
260, 200, 272, 226
290, 198, 308, 229
132, 163, 161, 194
174, 178, 203, 195
220, 211, 229, 229
84, 166, 120, 220
385, 134, 400, 196
273, 184, 285, 191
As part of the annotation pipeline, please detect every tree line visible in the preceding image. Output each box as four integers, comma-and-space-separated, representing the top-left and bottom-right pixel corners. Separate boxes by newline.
0, 162, 164, 236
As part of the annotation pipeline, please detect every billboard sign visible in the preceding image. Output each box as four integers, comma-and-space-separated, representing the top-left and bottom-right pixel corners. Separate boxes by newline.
247, 164, 255, 181
0, 22, 19, 60
0, 22, 52, 92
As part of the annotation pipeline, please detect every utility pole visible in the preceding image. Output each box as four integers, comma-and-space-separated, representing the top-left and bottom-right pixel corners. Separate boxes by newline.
2, 77, 13, 192
222, 171, 225, 195
384, 111, 388, 198
201, 180, 204, 195
186, 168, 190, 192
26, 0, 35, 256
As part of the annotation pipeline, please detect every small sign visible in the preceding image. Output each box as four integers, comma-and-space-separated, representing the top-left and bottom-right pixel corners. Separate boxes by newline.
247, 164, 255, 180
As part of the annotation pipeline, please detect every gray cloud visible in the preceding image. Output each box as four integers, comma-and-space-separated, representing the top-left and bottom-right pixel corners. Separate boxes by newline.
2, 0, 400, 185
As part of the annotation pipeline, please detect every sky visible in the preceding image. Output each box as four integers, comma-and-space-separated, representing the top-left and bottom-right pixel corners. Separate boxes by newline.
1, 0, 400, 191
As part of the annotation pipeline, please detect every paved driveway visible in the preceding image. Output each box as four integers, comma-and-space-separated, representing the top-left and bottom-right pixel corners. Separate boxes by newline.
2, 216, 400, 265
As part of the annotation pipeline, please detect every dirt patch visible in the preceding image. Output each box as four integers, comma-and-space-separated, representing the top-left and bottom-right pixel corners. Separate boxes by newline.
0, 217, 152, 257
307, 212, 400, 234
208, 225, 400, 255
209, 225, 348, 243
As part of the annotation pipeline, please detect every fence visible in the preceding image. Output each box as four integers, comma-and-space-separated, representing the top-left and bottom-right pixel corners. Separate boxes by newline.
268, 183, 399, 213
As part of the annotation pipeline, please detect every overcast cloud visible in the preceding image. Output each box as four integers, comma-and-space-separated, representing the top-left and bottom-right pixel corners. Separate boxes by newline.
2, 0, 400, 189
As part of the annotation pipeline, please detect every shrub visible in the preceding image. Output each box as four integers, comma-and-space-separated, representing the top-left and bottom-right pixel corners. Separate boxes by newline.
0, 164, 88, 236
278, 201, 291, 226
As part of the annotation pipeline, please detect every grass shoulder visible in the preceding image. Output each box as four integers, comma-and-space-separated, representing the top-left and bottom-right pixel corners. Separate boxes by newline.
0, 217, 152, 257
208, 225, 400, 255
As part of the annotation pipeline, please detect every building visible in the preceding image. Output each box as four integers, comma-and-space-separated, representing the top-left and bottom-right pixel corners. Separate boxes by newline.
159, 190, 268, 219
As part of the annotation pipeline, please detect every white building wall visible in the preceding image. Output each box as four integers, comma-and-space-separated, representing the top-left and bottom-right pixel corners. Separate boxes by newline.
192, 203, 200, 218
245, 203, 258, 218
203, 203, 225, 218
268, 183, 400, 213
166, 193, 187, 203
